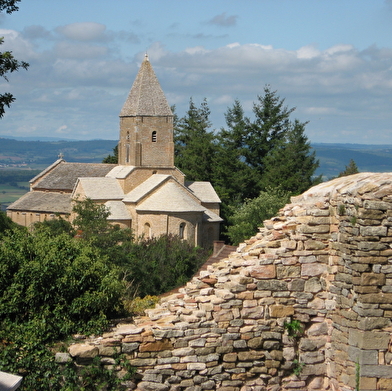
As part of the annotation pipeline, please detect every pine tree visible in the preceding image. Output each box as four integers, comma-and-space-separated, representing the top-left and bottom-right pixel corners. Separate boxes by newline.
102, 144, 118, 163
174, 98, 217, 182
213, 100, 255, 204
261, 119, 320, 194
244, 86, 294, 196
338, 159, 359, 177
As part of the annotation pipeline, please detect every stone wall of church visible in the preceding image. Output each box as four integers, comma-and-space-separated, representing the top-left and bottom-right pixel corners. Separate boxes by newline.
7, 210, 70, 228
134, 212, 203, 247
121, 168, 185, 194
61, 173, 392, 391
119, 116, 174, 167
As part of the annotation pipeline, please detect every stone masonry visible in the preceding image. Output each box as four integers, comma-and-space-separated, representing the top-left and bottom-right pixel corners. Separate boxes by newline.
62, 173, 392, 390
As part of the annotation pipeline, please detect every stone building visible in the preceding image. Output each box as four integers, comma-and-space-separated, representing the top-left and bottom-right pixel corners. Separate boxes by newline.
7, 55, 222, 248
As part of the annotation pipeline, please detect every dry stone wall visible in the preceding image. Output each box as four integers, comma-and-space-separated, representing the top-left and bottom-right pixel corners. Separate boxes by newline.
63, 173, 392, 391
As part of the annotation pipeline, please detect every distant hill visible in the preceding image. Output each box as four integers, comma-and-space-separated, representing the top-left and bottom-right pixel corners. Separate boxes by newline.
312, 143, 392, 179
0, 138, 117, 169
1, 137, 392, 180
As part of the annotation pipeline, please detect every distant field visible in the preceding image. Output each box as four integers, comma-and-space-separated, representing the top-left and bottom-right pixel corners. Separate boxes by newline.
0, 183, 29, 211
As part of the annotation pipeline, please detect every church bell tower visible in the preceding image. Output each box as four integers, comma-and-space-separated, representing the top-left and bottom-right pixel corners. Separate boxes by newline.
118, 55, 174, 167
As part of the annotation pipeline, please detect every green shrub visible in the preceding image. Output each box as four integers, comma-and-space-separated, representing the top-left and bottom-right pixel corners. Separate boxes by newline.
122, 234, 210, 297
226, 187, 290, 245
0, 227, 125, 340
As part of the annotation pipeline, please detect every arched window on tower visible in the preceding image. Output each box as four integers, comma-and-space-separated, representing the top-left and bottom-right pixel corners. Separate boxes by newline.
152, 131, 157, 142
179, 222, 186, 239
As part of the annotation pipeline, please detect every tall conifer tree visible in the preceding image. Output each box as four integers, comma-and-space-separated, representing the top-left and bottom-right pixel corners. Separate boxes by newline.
174, 98, 217, 182
213, 100, 255, 208
261, 119, 320, 194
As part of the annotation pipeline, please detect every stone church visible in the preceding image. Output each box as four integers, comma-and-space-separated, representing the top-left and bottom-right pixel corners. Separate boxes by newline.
7, 55, 222, 248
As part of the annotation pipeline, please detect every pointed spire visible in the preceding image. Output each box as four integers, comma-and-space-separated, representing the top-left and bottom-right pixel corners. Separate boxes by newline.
120, 56, 172, 117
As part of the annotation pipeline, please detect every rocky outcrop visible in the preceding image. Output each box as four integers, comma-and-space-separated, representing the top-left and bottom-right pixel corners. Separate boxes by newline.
64, 173, 392, 391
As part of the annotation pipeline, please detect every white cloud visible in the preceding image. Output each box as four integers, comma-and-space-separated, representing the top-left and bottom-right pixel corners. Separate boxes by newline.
297, 45, 320, 59
0, 29, 37, 59
2, 29, 392, 143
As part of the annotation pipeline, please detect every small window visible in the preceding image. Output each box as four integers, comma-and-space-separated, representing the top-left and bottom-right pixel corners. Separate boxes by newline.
126, 144, 130, 163
179, 222, 186, 239
152, 131, 157, 142
144, 223, 151, 238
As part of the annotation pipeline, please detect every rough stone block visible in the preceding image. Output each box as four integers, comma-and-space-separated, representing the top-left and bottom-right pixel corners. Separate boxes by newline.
301, 263, 328, 277
358, 317, 391, 330
360, 377, 377, 390
68, 344, 99, 359
276, 265, 301, 279
249, 265, 276, 279
377, 378, 392, 389
360, 292, 392, 304
349, 329, 390, 350
348, 346, 378, 365
362, 365, 392, 378
140, 339, 173, 352
361, 273, 386, 286
269, 304, 294, 317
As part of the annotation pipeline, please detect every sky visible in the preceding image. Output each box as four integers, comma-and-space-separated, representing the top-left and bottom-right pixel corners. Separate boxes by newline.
1, 0, 392, 144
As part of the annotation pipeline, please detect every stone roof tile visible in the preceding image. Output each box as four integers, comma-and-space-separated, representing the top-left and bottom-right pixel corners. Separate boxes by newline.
105, 201, 131, 220
136, 181, 206, 213
120, 55, 172, 117
123, 174, 171, 203
32, 162, 116, 192
186, 181, 221, 203
7, 191, 72, 214
74, 178, 124, 200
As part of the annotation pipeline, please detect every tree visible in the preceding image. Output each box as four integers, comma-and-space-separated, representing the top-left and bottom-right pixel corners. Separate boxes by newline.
102, 144, 118, 163
243, 86, 294, 195
0, 0, 21, 13
0, 209, 17, 234
338, 159, 359, 177
226, 187, 290, 245
0, 227, 125, 339
0, 225, 126, 390
174, 98, 217, 181
72, 198, 132, 257
213, 100, 255, 204
261, 119, 321, 194
0, 1, 29, 117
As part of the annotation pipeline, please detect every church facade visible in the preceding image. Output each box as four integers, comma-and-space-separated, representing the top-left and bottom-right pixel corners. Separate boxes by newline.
7, 56, 222, 248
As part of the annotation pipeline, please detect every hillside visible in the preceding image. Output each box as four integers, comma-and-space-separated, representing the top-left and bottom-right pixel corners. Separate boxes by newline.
0, 138, 118, 169
1, 137, 392, 179
313, 143, 392, 179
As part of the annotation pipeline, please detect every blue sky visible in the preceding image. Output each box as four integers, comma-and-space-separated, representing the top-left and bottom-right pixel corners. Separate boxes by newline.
1, 0, 392, 143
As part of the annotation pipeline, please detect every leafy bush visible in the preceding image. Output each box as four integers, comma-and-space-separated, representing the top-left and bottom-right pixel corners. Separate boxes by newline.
226, 187, 290, 245
0, 199, 209, 389
0, 210, 18, 235
123, 234, 210, 297
0, 227, 125, 340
